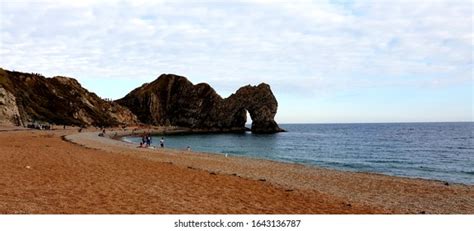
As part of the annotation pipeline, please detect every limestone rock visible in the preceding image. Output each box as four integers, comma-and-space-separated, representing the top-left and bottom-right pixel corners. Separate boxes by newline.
0, 68, 138, 126
0, 68, 283, 132
117, 74, 284, 133
0, 86, 22, 126
225, 83, 283, 133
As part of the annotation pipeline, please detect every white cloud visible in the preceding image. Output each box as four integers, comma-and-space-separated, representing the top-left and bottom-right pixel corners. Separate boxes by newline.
0, 0, 471, 100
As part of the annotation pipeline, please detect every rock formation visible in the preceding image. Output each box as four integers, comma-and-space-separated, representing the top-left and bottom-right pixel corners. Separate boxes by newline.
0, 68, 284, 133
116, 74, 284, 133
0, 85, 22, 126
0, 68, 138, 127
224, 83, 283, 133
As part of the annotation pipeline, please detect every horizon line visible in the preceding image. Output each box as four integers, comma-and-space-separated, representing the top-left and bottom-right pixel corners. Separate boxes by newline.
268, 121, 474, 125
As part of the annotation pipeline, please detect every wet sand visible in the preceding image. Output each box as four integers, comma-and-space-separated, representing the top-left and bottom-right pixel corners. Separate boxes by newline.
0, 127, 472, 214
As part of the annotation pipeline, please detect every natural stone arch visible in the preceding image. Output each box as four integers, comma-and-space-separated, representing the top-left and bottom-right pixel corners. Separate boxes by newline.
224, 83, 283, 133
117, 74, 284, 133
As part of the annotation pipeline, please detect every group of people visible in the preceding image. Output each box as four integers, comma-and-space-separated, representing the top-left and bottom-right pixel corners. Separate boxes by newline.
139, 133, 165, 148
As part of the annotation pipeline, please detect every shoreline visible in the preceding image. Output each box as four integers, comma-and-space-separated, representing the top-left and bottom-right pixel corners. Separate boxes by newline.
114, 127, 472, 187
64, 128, 474, 214
1, 126, 473, 214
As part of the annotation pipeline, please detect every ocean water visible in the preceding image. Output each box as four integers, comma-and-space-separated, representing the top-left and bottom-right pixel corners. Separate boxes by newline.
124, 122, 474, 185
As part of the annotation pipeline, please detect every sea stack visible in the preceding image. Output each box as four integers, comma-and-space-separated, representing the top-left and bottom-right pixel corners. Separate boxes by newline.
116, 74, 284, 133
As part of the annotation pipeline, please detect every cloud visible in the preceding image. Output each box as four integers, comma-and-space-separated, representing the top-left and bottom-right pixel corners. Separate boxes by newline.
0, 0, 471, 100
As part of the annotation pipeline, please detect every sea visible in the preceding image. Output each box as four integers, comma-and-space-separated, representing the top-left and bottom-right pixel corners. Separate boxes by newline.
124, 122, 474, 185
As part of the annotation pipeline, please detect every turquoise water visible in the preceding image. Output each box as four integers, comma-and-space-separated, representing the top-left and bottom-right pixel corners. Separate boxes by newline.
124, 122, 474, 185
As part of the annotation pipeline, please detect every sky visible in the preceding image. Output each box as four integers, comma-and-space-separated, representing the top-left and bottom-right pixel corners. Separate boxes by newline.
0, 0, 472, 123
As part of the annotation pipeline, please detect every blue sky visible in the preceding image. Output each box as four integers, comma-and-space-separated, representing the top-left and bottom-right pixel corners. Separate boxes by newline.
0, 0, 472, 123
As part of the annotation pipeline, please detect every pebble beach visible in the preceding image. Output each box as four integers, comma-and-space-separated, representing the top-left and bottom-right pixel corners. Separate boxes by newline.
0, 127, 472, 214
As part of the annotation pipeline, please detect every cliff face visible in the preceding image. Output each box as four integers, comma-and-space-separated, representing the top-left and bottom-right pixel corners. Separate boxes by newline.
0, 85, 22, 126
117, 74, 284, 133
0, 68, 138, 126
0, 69, 283, 132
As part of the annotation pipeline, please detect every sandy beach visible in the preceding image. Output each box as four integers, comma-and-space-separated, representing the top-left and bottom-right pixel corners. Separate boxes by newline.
0, 127, 472, 214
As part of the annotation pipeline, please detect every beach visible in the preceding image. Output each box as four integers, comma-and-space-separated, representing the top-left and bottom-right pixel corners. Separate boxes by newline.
0, 127, 472, 214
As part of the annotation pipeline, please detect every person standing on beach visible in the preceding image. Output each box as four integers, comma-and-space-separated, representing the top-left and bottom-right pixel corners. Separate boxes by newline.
146, 134, 151, 147
160, 137, 164, 148
142, 134, 146, 147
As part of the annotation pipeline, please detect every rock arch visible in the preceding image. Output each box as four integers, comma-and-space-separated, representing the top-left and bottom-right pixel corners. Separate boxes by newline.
225, 83, 283, 133
117, 74, 284, 133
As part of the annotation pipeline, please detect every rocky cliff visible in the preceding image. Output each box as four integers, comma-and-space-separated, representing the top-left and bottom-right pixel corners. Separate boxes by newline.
116, 74, 284, 133
0, 69, 284, 132
0, 68, 138, 127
